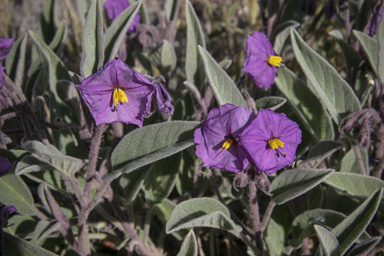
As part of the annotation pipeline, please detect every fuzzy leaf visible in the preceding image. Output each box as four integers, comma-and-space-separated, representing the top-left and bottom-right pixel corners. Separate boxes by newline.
337, 149, 368, 174
272, 20, 300, 55
198, 46, 245, 106
15, 155, 52, 175
290, 29, 361, 124
107, 121, 200, 181
80, 0, 104, 78
177, 230, 198, 256
165, 0, 180, 21
275, 67, 334, 141
149, 39, 177, 73
264, 218, 284, 256
329, 30, 361, 68
314, 225, 341, 256
347, 237, 381, 256
117, 166, 151, 205
166, 198, 242, 234
324, 173, 384, 198
34, 220, 62, 244
5, 34, 27, 87
377, 15, 384, 83
104, 1, 141, 62
185, 0, 206, 89
353, 30, 378, 78
271, 169, 334, 204
298, 141, 343, 169
255, 96, 286, 111
3, 232, 59, 256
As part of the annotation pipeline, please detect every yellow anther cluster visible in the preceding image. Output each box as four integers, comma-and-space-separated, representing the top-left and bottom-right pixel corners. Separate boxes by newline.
221, 138, 234, 150
113, 88, 129, 107
267, 56, 283, 67
268, 138, 284, 150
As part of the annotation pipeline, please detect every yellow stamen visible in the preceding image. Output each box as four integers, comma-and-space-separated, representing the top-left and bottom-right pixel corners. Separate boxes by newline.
113, 88, 129, 107
221, 138, 234, 150
268, 138, 284, 150
267, 56, 283, 67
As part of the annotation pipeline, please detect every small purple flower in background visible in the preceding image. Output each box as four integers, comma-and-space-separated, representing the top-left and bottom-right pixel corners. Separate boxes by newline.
76, 58, 155, 127
153, 81, 174, 115
239, 109, 302, 174
242, 31, 283, 90
105, 0, 140, 33
194, 104, 256, 173
0, 156, 14, 177
2, 205, 16, 215
0, 37, 13, 61
365, 2, 384, 35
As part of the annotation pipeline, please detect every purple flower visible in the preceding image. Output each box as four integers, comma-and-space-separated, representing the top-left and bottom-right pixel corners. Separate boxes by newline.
105, 0, 140, 33
242, 31, 282, 90
153, 81, 174, 114
0, 156, 14, 177
0, 66, 4, 88
239, 109, 302, 174
76, 58, 155, 127
194, 104, 256, 173
2, 205, 16, 215
365, 2, 384, 35
0, 37, 13, 61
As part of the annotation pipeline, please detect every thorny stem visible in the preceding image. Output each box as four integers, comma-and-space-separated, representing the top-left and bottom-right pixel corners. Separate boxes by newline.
248, 181, 263, 255
352, 142, 366, 175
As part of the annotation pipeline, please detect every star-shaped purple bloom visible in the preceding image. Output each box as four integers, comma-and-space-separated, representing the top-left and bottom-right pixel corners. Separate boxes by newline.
239, 109, 302, 174
76, 58, 155, 127
242, 31, 282, 90
0, 157, 14, 177
194, 104, 256, 173
0, 37, 13, 61
105, 0, 140, 33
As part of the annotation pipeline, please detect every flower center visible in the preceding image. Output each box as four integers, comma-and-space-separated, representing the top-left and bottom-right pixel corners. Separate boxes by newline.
221, 138, 234, 150
267, 56, 283, 67
113, 88, 129, 107
268, 138, 284, 150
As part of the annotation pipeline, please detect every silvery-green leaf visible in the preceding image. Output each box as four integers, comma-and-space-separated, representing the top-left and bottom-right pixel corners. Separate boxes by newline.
218, 59, 232, 70
117, 166, 151, 205
144, 153, 180, 205
185, 0, 206, 89
139, 0, 150, 24
327, 187, 361, 216
4, 215, 37, 239
34, 220, 62, 244
337, 149, 368, 174
76, 0, 91, 27
40, 0, 56, 44
15, 155, 52, 175
353, 30, 378, 78
5, 34, 27, 87
331, 189, 383, 254
198, 46, 245, 106
376, 14, 384, 83
104, 1, 141, 62
275, 67, 334, 141
347, 237, 381, 256
264, 218, 284, 256
176, 150, 194, 195
271, 169, 334, 204
22, 141, 84, 176
80, 0, 104, 78
298, 141, 343, 169
329, 30, 361, 68
107, 121, 200, 181
314, 225, 341, 256
307, 185, 324, 210
324, 173, 384, 198
290, 28, 361, 124
3, 232, 59, 256
165, 0, 180, 21
166, 198, 242, 234
149, 39, 177, 73
272, 20, 300, 54
0, 173, 36, 216
255, 96, 286, 111
177, 230, 198, 256
154, 199, 189, 240
289, 209, 346, 248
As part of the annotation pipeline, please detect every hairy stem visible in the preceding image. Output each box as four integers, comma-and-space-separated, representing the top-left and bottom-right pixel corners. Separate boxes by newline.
249, 181, 263, 255
260, 200, 276, 232
352, 142, 366, 175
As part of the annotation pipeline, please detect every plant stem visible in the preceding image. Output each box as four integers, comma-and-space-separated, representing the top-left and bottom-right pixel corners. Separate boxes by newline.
248, 181, 263, 255
260, 200, 276, 232
352, 142, 366, 175
143, 205, 153, 245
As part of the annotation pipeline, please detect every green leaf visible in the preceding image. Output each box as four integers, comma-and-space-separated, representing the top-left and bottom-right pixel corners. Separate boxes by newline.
307, 185, 324, 210
324, 173, 384, 198
177, 230, 198, 256
144, 153, 180, 205
80, 0, 104, 78
40, 0, 56, 44
255, 96, 286, 111
154, 199, 189, 240
76, 0, 91, 27
5, 215, 38, 239
270, 169, 334, 204
376, 14, 384, 83
314, 225, 341, 256
34, 220, 62, 244
353, 30, 378, 78
347, 237, 381, 256
176, 150, 194, 195
117, 166, 151, 205
104, 1, 141, 62
166, 198, 242, 234
15, 155, 52, 175
198, 46, 245, 106
329, 30, 361, 68
0, 172, 35, 215
22, 141, 84, 176
337, 149, 368, 174
218, 59, 232, 70
185, 0, 206, 89
272, 20, 300, 55
107, 121, 200, 181
289, 209, 346, 248
5, 34, 27, 87
290, 29, 361, 124
3, 232, 59, 256
149, 39, 177, 73
275, 67, 334, 141
264, 218, 284, 256
138, 0, 150, 24
165, 0, 180, 21
331, 189, 383, 254
298, 141, 343, 169
327, 187, 361, 216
